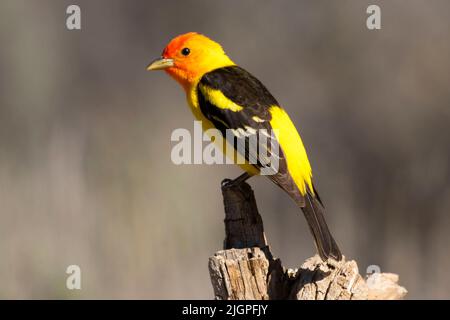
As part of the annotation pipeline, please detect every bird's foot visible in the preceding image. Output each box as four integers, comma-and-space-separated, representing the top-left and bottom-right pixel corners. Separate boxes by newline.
221, 172, 251, 189
221, 178, 234, 188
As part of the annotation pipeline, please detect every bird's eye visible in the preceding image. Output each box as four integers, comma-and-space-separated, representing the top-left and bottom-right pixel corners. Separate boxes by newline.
181, 47, 190, 56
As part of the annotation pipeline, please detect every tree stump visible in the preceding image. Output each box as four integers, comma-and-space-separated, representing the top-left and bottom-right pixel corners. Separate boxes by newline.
208, 181, 407, 300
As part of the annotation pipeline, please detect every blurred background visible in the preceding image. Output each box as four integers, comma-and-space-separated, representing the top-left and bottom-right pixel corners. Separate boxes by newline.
0, 0, 449, 299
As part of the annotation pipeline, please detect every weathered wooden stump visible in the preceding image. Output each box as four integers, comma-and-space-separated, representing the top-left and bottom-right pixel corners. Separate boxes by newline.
208, 181, 407, 300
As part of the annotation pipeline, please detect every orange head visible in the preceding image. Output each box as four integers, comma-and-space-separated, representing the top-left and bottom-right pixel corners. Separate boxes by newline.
147, 32, 235, 90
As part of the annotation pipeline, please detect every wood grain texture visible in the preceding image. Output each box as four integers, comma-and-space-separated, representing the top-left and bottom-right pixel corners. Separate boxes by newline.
208, 181, 407, 300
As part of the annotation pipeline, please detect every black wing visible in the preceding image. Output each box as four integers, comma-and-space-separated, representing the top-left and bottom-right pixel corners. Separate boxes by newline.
197, 66, 304, 204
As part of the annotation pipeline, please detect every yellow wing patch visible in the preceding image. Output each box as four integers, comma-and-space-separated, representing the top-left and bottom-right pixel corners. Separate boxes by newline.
198, 84, 243, 112
269, 106, 314, 195
186, 83, 259, 176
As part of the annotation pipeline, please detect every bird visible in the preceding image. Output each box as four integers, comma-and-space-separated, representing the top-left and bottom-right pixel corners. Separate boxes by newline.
147, 32, 342, 261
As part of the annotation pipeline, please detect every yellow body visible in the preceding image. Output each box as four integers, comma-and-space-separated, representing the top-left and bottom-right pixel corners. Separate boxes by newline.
187, 78, 313, 194
148, 32, 314, 195
269, 106, 313, 194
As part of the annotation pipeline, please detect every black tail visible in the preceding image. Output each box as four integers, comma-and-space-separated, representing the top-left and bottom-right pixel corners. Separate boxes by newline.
301, 191, 342, 261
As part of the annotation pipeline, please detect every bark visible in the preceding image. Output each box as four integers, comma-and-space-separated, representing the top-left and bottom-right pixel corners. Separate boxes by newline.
208, 181, 407, 300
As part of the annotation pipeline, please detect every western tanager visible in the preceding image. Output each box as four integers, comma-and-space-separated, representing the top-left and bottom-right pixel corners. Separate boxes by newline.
147, 32, 342, 261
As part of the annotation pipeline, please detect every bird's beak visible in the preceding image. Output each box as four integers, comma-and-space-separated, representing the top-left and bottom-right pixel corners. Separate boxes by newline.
146, 57, 174, 71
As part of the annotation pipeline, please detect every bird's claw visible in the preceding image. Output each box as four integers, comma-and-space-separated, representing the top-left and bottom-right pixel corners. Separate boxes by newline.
221, 178, 234, 188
